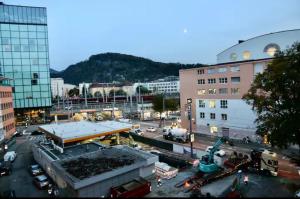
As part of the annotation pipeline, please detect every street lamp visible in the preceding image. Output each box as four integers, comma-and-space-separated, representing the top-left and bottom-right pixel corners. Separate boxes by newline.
187, 98, 194, 158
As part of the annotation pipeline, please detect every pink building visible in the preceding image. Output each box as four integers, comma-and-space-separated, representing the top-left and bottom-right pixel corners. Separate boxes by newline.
180, 58, 271, 140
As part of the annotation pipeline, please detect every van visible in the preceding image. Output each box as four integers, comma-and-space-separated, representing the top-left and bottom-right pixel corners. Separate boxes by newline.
4, 151, 17, 162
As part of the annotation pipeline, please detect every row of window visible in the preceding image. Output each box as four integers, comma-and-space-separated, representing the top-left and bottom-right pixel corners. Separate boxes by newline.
197, 66, 240, 75
0, 91, 12, 98
0, 102, 13, 110
199, 100, 228, 108
1, 37, 47, 46
197, 88, 240, 95
13, 97, 51, 108
4, 122, 15, 133
198, 77, 240, 85
199, 112, 227, 120
1, 44, 48, 52
0, 24, 47, 32
2, 112, 14, 121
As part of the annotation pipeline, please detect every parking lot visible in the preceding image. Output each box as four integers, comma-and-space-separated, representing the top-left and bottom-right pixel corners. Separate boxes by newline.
0, 134, 49, 197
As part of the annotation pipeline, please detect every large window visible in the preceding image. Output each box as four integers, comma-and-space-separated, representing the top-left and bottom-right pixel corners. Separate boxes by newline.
230, 66, 240, 72
231, 77, 240, 83
220, 100, 228, 108
199, 100, 205, 108
197, 89, 206, 95
209, 100, 216, 108
231, 88, 240, 95
219, 88, 228, 94
243, 51, 251, 60
208, 89, 216, 94
207, 68, 216, 74
218, 67, 227, 73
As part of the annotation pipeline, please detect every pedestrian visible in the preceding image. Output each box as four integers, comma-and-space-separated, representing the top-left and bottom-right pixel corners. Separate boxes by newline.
244, 174, 249, 185
157, 176, 162, 187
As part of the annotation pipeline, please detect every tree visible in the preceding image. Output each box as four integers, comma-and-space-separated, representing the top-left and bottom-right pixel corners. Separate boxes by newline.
94, 91, 102, 98
136, 85, 151, 94
68, 88, 79, 97
243, 42, 300, 149
166, 98, 179, 112
152, 94, 164, 118
109, 89, 127, 97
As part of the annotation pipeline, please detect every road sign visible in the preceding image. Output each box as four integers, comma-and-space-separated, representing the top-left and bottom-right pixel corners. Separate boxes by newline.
190, 134, 194, 142
187, 98, 192, 104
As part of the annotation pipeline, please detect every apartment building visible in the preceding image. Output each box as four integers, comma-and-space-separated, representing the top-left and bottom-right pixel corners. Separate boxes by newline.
180, 29, 300, 140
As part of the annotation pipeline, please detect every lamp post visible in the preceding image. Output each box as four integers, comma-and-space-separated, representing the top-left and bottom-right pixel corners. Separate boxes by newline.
187, 98, 194, 158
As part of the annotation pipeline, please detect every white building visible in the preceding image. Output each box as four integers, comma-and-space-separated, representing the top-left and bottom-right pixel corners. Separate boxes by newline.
138, 76, 180, 94
79, 83, 92, 95
51, 78, 64, 98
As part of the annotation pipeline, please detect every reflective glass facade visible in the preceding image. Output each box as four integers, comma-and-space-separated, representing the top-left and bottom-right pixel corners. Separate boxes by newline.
0, 4, 51, 108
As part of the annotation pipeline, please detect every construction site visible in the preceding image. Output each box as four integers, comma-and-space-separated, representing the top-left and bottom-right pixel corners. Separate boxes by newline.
30, 120, 295, 197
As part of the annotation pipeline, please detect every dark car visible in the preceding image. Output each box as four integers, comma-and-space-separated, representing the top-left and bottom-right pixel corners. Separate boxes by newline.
29, 164, 43, 176
31, 130, 44, 135
33, 175, 49, 189
0, 161, 12, 176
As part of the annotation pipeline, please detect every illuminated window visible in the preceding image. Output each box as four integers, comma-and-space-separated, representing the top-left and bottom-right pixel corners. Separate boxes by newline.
210, 126, 218, 133
197, 89, 206, 95
209, 100, 216, 108
243, 51, 251, 60
264, 43, 280, 57
230, 53, 237, 61
208, 89, 216, 94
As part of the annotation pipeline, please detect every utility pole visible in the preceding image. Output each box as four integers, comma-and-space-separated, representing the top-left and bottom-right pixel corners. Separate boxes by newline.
62, 87, 65, 110
141, 97, 144, 121
187, 98, 194, 158
84, 83, 88, 108
138, 82, 141, 103
112, 84, 115, 120
162, 92, 165, 127
57, 83, 59, 110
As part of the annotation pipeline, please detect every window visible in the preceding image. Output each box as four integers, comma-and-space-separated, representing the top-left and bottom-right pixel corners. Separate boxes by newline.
219, 88, 228, 94
198, 79, 205, 84
210, 126, 218, 133
231, 88, 240, 95
230, 66, 240, 72
210, 113, 216, 119
208, 78, 216, 84
199, 100, 205, 108
231, 77, 240, 83
219, 77, 227, 84
220, 100, 228, 108
207, 68, 216, 74
230, 53, 237, 61
31, 79, 38, 85
218, 67, 227, 73
197, 69, 204, 74
254, 63, 264, 75
197, 89, 206, 95
243, 51, 251, 60
221, 114, 227, 120
33, 73, 39, 79
264, 43, 280, 57
208, 89, 216, 94
200, 112, 205, 118
209, 100, 216, 108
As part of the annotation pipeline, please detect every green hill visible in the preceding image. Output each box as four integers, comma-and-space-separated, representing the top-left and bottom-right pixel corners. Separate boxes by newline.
50, 53, 205, 85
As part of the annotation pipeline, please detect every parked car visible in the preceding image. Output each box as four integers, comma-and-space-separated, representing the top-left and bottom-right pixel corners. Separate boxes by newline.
205, 146, 226, 157
31, 130, 44, 135
33, 175, 50, 189
0, 161, 12, 176
29, 164, 43, 176
4, 151, 17, 162
146, 127, 156, 132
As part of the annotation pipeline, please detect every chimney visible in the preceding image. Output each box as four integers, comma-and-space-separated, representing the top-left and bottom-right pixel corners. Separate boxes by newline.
238, 40, 245, 44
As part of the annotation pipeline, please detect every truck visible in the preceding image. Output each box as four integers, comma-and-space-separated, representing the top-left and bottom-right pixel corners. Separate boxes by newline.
110, 178, 151, 198
249, 148, 278, 176
162, 126, 190, 143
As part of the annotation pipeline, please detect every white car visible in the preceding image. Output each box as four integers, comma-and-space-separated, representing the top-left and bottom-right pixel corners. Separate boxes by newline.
205, 146, 226, 157
129, 129, 144, 136
146, 127, 156, 132
4, 151, 17, 162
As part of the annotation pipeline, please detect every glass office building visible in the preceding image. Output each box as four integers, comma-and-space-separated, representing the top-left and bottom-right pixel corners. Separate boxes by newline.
0, 3, 52, 111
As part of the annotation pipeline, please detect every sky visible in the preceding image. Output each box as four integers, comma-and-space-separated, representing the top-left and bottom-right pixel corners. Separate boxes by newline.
5, 0, 300, 71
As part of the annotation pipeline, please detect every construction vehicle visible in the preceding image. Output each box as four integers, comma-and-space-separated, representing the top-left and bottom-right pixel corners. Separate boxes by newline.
128, 135, 141, 149
249, 148, 278, 176
199, 137, 225, 173
162, 126, 190, 143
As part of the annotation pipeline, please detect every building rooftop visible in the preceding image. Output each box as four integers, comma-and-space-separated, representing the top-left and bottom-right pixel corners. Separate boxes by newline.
39, 121, 132, 144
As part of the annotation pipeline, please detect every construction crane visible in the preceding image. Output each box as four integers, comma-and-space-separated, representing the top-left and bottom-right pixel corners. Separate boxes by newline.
199, 137, 225, 173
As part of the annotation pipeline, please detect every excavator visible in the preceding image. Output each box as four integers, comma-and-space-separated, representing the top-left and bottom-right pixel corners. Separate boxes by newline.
199, 137, 225, 173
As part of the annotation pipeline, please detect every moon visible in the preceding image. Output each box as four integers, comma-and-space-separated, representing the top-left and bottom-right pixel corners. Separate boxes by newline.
183, 28, 188, 34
